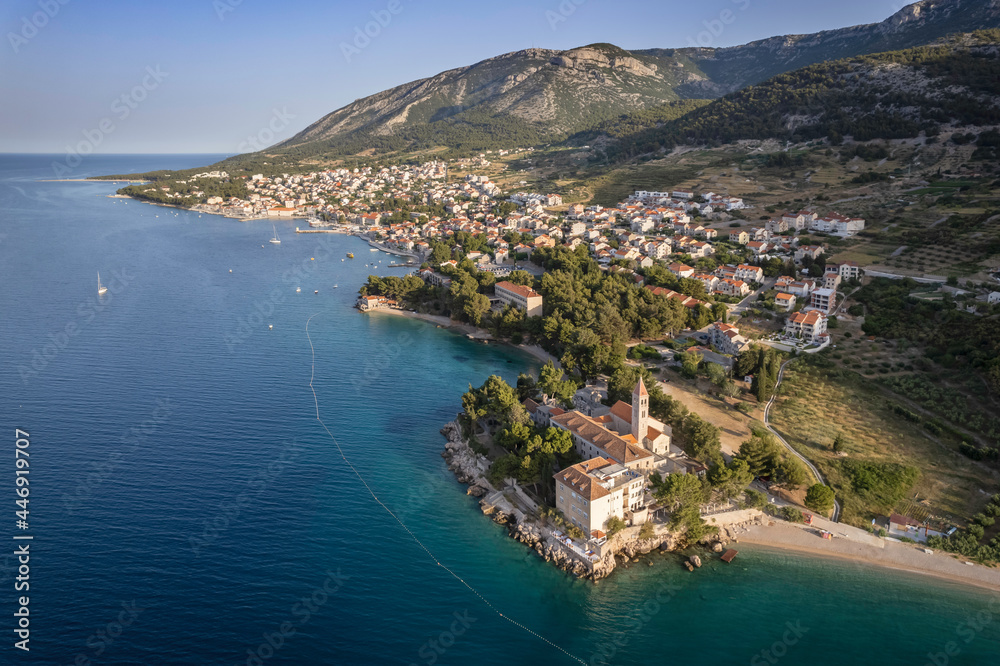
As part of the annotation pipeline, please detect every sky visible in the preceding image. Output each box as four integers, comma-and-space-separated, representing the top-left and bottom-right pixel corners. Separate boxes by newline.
0, 0, 912, 155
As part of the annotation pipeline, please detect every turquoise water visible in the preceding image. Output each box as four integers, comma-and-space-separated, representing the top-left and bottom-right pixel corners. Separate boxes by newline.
1, 154, 999, 665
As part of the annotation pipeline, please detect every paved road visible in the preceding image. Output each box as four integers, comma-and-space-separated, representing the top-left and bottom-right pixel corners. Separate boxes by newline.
763, 358, 842, 522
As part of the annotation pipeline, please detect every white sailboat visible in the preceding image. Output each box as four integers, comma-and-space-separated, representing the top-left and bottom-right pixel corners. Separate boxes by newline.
269, 225, 281, 244
97, 272, 108, 295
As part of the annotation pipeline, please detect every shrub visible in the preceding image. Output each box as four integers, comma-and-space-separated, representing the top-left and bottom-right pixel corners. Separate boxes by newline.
805, 484, 836, 513
780, 506, 805, 523
742, 489, 768, 510
606, 516, 626, 537
639, 521, 656, 539
735, 402, 753, 415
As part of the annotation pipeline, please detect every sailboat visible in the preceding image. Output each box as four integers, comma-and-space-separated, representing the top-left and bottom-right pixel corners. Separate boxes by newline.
97, 272, 108, 295
269, 225, 281, 244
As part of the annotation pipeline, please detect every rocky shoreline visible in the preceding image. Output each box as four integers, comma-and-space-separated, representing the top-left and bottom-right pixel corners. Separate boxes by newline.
440, 420, 753, 580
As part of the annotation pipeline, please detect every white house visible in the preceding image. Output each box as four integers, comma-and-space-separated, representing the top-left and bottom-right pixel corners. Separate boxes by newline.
785, 310, 828, 342
709, 322, 749, 356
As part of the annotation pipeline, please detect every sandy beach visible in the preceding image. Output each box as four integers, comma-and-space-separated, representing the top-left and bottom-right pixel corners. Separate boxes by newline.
735, 519, 1000, 594
366, 308, 453, 328
515, 344, 561, 366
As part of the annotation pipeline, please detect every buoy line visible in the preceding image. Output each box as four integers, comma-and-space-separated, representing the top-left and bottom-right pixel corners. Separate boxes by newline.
304, 314, 586, 665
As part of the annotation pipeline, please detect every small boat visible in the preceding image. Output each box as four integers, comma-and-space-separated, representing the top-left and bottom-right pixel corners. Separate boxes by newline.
229, 269, 232, 273
268, 324, 273, 330
269, 225, 281, 244
333, 284, 338, 288
97, 272, 108, 295
370, 248, 378, 252
296, 287, 301, 293
346, 253, 354, 259
314, 290, 319, 294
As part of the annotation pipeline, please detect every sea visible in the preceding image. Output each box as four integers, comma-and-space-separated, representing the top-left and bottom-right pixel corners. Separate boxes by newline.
1, 153, 998, 665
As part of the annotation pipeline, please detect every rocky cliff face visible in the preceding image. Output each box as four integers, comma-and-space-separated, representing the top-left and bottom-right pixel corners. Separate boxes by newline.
662, 0, 1000, 94
279, 44, 675, 151
271, 0, 1000, 159
438, 421, 759, 581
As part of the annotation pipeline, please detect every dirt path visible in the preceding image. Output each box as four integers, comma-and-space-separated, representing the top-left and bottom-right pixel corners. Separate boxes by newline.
656, 377, 753, 457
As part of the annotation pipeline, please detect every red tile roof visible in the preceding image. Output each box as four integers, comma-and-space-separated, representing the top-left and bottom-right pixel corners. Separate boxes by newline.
496, 281, 541, 299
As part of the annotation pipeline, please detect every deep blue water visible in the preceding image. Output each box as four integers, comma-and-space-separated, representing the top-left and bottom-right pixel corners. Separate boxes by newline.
1, 153, 999, 665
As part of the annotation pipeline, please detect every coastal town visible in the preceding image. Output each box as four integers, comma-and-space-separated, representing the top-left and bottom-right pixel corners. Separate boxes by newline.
119, 158, 1000, 582
15, 2, 1000, 663
138, 159, 882, 354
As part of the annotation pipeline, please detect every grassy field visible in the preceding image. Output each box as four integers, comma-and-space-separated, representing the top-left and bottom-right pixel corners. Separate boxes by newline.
653, 366, 758, 457
588, 159, 703, 207
769, 354, 998, 529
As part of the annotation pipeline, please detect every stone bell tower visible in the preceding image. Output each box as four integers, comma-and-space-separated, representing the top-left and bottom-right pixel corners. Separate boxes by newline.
631, 378, 649, 443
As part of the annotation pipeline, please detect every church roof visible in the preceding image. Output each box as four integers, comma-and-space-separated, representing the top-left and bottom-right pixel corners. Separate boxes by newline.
610, 400, 632, 424
551, 412, 653, 465
634, 378, 648, 397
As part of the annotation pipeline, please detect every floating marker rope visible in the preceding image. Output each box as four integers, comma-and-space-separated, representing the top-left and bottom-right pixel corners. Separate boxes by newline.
305, 314, 586, 665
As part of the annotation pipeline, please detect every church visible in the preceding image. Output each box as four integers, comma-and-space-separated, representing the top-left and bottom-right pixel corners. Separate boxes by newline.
549, 379, 673, 472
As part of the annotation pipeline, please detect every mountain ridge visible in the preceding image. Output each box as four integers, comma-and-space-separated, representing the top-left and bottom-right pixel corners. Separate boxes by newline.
260, 1, 1000, 161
